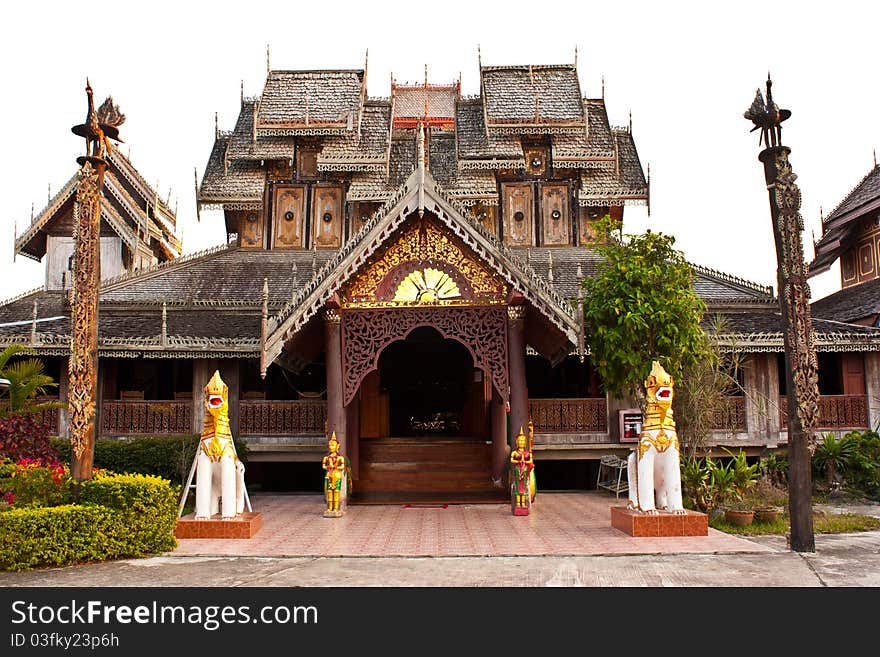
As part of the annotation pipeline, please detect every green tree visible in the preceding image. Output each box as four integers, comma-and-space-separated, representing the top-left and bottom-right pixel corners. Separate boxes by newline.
581, 217, 709, 404
0, 344, 60, 418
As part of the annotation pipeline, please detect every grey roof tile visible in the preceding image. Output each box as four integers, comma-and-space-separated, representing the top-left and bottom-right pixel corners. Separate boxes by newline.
257, 70, 364, 129
481, 65, 584, 125
811, 277, 880, 324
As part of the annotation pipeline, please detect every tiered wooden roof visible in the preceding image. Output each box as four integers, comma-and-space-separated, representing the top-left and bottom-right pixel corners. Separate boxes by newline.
15, 146, 181, 263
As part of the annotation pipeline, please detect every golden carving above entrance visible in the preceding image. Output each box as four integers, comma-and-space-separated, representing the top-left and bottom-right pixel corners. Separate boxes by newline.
342, 218, 508, 308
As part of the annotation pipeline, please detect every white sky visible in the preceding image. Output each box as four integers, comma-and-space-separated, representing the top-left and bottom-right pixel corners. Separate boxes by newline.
1, 0, 877, 304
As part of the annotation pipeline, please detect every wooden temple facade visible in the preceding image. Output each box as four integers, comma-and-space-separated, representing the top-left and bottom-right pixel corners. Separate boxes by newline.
3, 58, 880, 500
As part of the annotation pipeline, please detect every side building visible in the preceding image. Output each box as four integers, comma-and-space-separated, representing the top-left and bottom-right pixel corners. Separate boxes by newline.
2, 57, 878, 499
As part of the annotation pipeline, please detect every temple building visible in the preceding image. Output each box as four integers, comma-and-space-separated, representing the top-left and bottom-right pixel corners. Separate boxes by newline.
2, 56, 880, 501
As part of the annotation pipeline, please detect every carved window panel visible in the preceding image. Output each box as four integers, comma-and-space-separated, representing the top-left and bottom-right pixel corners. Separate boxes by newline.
841, 249, 856, 286
268, 160, 293, 181
859, 240, 874, 279
312, 185, 343, 249
471, 203, 497, 237
502, 182, 534, 247
350, 201, 380, 237
524, 146, 549, 176
239, 210, 264, 249
540, 183, 570, 246
272, 185, 306, 249
296, 149, 318, 180
578, 206, 607, 245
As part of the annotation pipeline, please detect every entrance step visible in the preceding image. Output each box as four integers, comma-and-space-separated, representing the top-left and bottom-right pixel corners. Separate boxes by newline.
351, 438, 506, 505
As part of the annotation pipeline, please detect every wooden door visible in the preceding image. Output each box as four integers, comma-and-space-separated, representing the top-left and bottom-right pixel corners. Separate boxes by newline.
842, 353, 866, 395
272, 185, 306, 248
540, 183, 570, 246
502, 182, 534, 247
311, 185, 343, 249
359, 370, 389, 438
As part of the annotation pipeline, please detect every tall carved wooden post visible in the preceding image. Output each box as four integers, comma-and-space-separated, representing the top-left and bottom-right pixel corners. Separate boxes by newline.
324, 308, 347, 508
507, 305, 528, 449
68, 82, 125, 482
745, 76, 819, 552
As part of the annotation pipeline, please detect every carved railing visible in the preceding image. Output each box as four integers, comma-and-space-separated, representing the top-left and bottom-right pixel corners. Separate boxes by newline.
779, 395, 868, 430
240, 400, 327, 436
712, 397, 746, 431
100, 400, 192, 435
528, 398, 607, 433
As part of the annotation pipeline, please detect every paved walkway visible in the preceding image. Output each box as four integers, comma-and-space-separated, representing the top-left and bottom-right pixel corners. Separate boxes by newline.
172, 491, 770, 558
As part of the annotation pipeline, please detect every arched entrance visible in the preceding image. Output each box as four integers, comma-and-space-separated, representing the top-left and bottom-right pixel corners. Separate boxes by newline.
351, 325, 506, 504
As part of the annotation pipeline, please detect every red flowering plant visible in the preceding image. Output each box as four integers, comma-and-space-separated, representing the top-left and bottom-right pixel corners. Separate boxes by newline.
0, 457, 72, 509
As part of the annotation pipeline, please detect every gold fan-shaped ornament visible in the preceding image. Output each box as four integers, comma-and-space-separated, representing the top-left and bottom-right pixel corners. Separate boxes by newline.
393, 268, 461, 303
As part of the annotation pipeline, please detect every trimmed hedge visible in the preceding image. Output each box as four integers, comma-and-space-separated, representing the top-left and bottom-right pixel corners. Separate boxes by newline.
51, 435, 248, 485
0, 473, 179, 571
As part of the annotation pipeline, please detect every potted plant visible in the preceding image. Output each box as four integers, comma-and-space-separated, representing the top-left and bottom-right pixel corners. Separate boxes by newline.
713, 450, 758, 526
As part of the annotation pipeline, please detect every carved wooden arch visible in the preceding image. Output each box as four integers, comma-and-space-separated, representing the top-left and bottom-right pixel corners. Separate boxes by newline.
341, 306, 509, 406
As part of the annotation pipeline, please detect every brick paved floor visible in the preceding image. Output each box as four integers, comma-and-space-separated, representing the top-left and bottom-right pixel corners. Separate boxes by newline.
173, 491, 772, 557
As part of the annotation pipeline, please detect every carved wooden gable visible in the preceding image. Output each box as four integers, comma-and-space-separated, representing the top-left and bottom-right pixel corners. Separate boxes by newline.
342, 217, 508, 307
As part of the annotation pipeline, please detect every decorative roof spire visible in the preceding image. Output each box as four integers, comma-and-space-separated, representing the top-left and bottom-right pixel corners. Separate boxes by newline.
574, 45, 578, 68
241, 80, 244, 104
214, 112, 219, 139
193, 167, 201, 223
30, 300, 38, 346
547, 251, 554, 282
417, 122, 426, 217
874, 148, 877, 168
260, 277, 269, 378
266, 43, 271, 73
601, 75, 605, 100
161, 302, 167, 347
47, 182, 51, 202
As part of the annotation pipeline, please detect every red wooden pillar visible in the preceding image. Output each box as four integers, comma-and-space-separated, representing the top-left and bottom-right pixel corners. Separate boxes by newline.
325, 309, 348, 504
507, 305, 528, 448
491, 389, 508, 483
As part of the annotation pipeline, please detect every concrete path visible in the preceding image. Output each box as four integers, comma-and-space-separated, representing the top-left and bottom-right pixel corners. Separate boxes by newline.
2, 492, 879, 587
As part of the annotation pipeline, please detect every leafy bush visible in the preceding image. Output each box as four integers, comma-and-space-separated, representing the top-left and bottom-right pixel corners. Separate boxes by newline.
0, 414, 59, 464
812, 432, 857, 487
0, 472, 178, 571
79, 473, 179, 557
0, 458, 71, 508
832, 430, 880, 500
51, 435, 248, 485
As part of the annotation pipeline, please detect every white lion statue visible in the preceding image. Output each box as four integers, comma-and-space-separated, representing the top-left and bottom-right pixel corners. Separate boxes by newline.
194, 370, 247, 520
626, 361, 686, 515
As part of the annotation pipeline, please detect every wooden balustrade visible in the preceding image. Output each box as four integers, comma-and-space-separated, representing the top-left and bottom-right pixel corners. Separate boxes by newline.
239, 399, 327, 436
779, 395, 868, 429
528, 398, 607, 433
100, 400, 192, 435
712, 396, 746, 431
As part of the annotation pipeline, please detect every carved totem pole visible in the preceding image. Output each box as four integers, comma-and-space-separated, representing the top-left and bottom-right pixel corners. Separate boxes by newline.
744, 76, 819, 552
68, 81, 125, 482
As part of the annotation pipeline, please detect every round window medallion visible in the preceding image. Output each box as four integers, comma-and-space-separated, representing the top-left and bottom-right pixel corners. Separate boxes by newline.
246, 213, 258, 223
551, 210, 561, 220
514, 211, 524, 222
531, 156, 542, 168
322, 212, 333, 223
284, 211, 294, 221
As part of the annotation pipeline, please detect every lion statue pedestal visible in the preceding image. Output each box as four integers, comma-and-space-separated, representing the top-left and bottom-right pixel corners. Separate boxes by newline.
174, 370, 262, 539
610, 361, 707, 537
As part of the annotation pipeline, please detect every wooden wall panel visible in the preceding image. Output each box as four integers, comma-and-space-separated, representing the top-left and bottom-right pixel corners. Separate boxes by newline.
841, 248, 857, 287
471, 203, 497, 237
296, 149, 318, 180
502, 182, 534, 247
272, 185, 306, 249
858, 240, 875, 282
540, 183, 570, 246
578, 206, 603, 245
238, 210, 264, 249
843, 353, 866, 396
312, 185, 344, 249
350, 202, 380, 237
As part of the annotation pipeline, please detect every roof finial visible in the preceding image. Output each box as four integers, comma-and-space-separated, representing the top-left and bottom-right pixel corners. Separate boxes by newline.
47, 182, 51, 202
548, 251, 554, 282
161, 302, 167, 347
364, 48, 369, 82
30, 299, 38, 346
241, 80, 244, 104
819, 205, 823, 222
874, 148, 877, 168
424, 63, 428, 87
266, 43, 271, 73
194, 167, 201, 223
601, 75, 605, 100
477, 44, 482, 69
13, 220, 17, 262
576, 263, 583, 280
260, 278, 269, 379
30, 203, 34, 221
646, 162, 651, 217
629, 110, 632, 132
214, 112, 219, 139
574, 45, 578, 68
